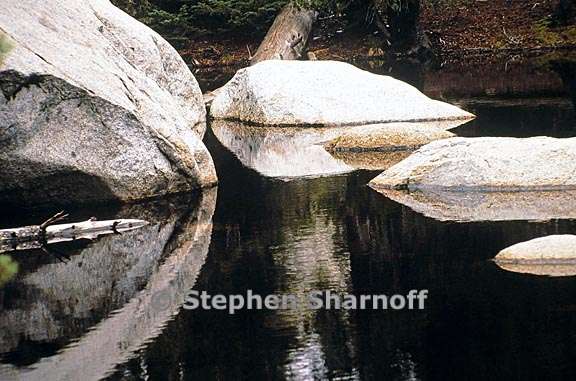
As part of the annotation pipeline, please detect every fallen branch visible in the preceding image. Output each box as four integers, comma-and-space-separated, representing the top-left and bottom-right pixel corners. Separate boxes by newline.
0, 212, 148, 253
203, 3, 318, 106
250, 3, 317, 65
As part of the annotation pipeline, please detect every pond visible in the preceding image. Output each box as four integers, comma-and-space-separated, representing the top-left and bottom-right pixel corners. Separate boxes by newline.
1, 54, 576, 380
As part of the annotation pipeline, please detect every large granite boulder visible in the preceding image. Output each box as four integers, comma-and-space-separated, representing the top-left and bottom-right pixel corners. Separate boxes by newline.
370, 137, 576, 191
0, 0, 217, 206
210, 60, 475, 125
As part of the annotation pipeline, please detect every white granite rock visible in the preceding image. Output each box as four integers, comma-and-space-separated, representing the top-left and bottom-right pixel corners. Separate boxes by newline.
0, 0, 216, 205
211, 60, 475, 125
371, 137, 576, 191
496, 235, 576, 262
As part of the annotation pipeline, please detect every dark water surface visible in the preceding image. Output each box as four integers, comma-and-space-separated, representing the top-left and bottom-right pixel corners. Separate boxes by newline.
2, 55, 576, 380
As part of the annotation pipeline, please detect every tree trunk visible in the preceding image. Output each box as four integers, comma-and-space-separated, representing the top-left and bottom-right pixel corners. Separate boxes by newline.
204, 3, 317, 105
251, 4, 318, 65
346, 0, 421, 49
387, 0, 421, 49
553, 0, 575, 26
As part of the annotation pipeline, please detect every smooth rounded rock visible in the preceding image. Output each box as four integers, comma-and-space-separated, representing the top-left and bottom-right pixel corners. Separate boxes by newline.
496, 235, 576, 262
0, 0, 217, 205
210, 60, 475, 126
370, 137, 576, 191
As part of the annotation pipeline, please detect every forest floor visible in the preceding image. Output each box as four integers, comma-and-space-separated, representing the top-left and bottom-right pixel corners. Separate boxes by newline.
179, 0, 576, 68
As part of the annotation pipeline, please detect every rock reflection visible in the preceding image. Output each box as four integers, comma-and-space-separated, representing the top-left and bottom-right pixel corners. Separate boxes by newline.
106, 173, 576, 380
211, 120, 354, 178
494, 261, 576, 277
0, 189, 216, 381
269, 215, 357, 380
371, 188, 576, 222
211, 119, 468, 176
341, 180, 576, 379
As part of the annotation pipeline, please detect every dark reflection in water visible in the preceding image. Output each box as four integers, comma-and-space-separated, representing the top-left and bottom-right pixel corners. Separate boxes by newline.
455, 98, 576, 138
105, 162, 576, 380
2, 54, 576, 381
0, 191, 216, 380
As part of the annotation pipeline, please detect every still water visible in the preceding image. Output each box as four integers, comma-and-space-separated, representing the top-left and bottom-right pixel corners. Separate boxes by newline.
1, 55, 576, 380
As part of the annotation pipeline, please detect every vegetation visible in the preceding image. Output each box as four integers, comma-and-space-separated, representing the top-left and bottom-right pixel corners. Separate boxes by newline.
109, 0, 576, 57
112, 0, 411, 37
0, 255, 18, 287
534, 18, 576, 46
111, 0, 291, 36
0, 32, 14, 67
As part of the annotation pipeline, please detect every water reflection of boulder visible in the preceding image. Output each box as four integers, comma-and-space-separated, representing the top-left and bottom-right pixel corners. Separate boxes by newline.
0, 189, 216, 380
108, 176, 363, 380
344, 187, 576, 379
371, 188, 576, 222
211, 120, 354, 178
495, 262, 576, 277
211, 120, 467, 177
102, 173, 576, 380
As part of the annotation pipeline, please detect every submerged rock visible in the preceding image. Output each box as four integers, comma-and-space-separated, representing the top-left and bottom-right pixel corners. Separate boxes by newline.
323, 120, 464, 171
374, 188, 576, 222
210, 60, 475, 125
324, 122, 458, 152
328, 150, 412, 171
495, 235, 576, 277
0, 0, 216, 206
370, 137, 576, 191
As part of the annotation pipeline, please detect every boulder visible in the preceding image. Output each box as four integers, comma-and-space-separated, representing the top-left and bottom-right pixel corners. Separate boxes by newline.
370, 137, 576, 191
495, 235, 576, 276
210, 60, 475, 125
496, 235, 576, 261
0, 0, 217, 206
